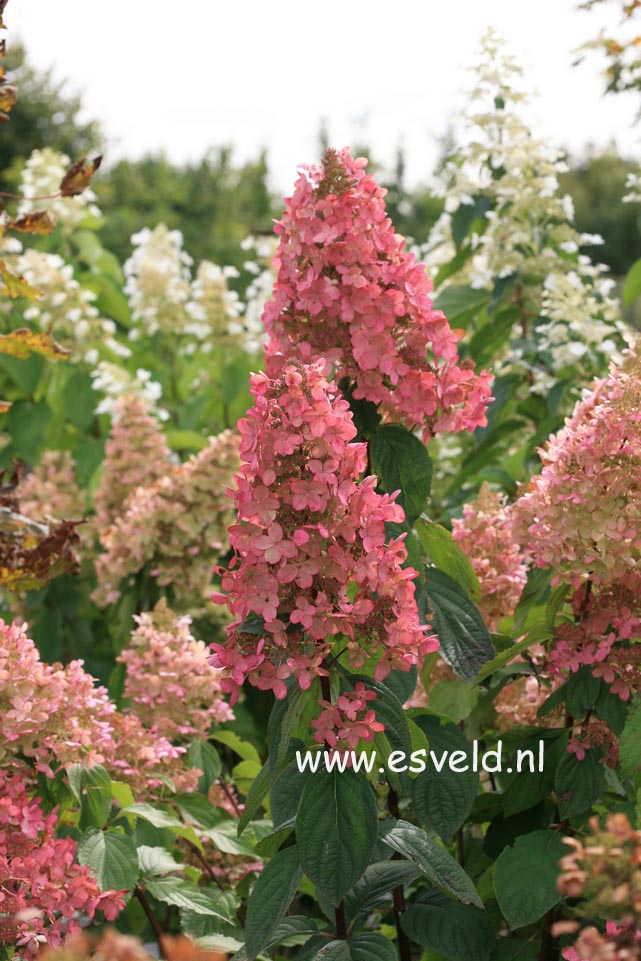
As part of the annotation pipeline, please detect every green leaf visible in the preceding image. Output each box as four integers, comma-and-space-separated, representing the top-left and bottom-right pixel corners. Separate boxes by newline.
204, 819, 257, 856
433, 284, 490, 326
67, 764, 113, 829
421, 568, 494, 682
555, 748, 605, 819
348, 933, 397, 961
110, 781, 135, 810
120, 803, 203, 849
427, 679, 479, 724
232, 918, 321, 961
412, 716, 479, 840
344, 860, 421, 922
77, 828, 139, 893
254, 821, 295, 858
380, 820, 482, 907
268, 682, 317, 769
623, 256, 641, 306
469, 307, 518, 368
503, 730, 567, 817
145, 877, 233, 921
370, 424, 433, 526
185, 741, 222, 794
493, 830, 572, 929
415, 518, 481, 602
450, 196, 492, 249
308, 943, 351, 961
473, 629, 551, 684
137, 846, 184, 876
211, 730, 261, 764
402, 893, 495, 961
296, 768, 378, 907
165, 429, 209, 452
174, 793, 223, 829
618, 696, 641, 778
245, 846, 302, 959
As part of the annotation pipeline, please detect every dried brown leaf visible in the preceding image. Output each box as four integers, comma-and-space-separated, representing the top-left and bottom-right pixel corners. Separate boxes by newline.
60, 156, 102, 197
0, 259, 41, 301
0, 327, 69, 360
7, 210, 56, 236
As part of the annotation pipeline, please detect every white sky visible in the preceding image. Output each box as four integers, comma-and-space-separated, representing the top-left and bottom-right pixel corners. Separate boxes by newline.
7, 0, 641, 192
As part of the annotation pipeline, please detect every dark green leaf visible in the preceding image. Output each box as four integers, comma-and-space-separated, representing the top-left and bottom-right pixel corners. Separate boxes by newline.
412, 716, 479, 840
296, 768, 378, 906
414, 518, 481, 602
348, 933, 397, 961
494, 830, 572, 929
422, 568, 494, 682
619, 696, 641, 777
185, 742, 221, 794
555, 748, 604, 819
380, 819, 482, 907
402, 893, 495, 961
370, 424, 432, 526
245, 846, 302, 959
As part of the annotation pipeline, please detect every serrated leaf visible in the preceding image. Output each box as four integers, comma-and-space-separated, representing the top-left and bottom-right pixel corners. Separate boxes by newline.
344, 861, 421, 922
211, 730, 261, 764
296, 768, 378, 907
309, 943, 351, 961
493, 830, 572, 929
415, 517, 481, 602
245, 846, 302, 959
144, 877, 233, 921
186, 741, 221, 793
380, 819, 482, 907
619, 696, 641, 778
421, 568, 494, 682
402, 893, 495, 961
348, 933, 397, 961
555, 748, 605, 818
623, 256, 641, 306
412, 716, 479, 840
370, 424, 432, 526
137, 846, 184, 876
77, 828, 138, 893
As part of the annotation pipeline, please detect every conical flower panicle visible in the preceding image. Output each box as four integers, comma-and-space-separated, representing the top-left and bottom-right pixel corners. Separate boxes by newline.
263, 148, 493, 442
210, 360, 438, 726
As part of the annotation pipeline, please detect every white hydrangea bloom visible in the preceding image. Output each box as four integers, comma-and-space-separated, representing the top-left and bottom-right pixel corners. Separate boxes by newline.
124, 224, 192, 339
18, 148, 101, 233
424, 28, 631, 389
14, 248, 129, 362
91, 361, 168, 420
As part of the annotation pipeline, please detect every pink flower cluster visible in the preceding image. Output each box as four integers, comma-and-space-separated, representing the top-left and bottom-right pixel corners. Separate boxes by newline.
0, 769, 125, 955
311, 682, 384, 748
93, 394, 173, 530
211, 360, 438, 706
18, 451, 85, 526
263, 148, 493, 442
118, 599, 234, 741
451, 483, 527, 631
94, 431, 239, 608
514, 352, 641, 589
515, 350, 641, 703
0, 618, 201, 796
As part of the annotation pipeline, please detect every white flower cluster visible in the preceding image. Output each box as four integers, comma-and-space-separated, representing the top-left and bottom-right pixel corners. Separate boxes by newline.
124, 225, 192, 340
18, 147, 101, 233
623, 171, 641, 205
239, 233, 277, 354
185, 261, 242, 355
18, 248, 129, 363
91, 361, 168, 420
425, 29, 630, 386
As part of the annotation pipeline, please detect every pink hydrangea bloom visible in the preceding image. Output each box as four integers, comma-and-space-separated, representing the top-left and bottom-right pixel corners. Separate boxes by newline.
18, 451, 85, 525
311, 683, 384, 749
451, 483, 527, 631
0, 769, 125, 954
514, 350, 641, 589
262, 148, 493, 442
94, 430, 239, 608
118, 599, 234, 741
0, 618, 202, 796
210, 361, 439, 710
93, 393, 173, 530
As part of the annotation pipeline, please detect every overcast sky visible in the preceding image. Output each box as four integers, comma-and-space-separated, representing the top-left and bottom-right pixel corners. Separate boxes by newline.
7, 0, 641, 192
